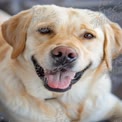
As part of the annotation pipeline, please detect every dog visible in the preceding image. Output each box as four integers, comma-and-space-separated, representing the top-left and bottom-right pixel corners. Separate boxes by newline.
0, 5, 122, 122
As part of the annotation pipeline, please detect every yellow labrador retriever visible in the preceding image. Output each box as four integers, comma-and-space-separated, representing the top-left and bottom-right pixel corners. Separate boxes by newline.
0, 5, 122, 122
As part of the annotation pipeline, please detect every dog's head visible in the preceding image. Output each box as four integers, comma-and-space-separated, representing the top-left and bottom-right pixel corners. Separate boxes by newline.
2, 5, 122, 92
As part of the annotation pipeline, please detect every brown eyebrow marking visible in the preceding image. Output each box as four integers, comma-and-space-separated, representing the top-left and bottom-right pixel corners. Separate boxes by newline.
80, 24, 96, 36
37, 22, 55, 29
36, 22, 56, 34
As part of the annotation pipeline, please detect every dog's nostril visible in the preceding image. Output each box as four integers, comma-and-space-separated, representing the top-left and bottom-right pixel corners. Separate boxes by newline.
54, 51, 62, 57
68, 53, 76, 59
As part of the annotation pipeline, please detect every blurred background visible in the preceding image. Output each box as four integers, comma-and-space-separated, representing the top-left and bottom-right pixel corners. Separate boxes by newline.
0, 0, 122, 121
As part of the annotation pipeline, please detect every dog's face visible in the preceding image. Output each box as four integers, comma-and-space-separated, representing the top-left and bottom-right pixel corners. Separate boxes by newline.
2, 5, 122, 92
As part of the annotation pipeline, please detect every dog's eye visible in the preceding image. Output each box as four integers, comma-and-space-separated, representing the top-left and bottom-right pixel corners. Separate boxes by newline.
37, 27, 52, 34
84, 33, 95, 39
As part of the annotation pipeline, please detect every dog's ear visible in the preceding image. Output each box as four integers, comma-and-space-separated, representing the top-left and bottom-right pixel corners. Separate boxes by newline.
104, 22, 122, 70
1, 10, 32, 58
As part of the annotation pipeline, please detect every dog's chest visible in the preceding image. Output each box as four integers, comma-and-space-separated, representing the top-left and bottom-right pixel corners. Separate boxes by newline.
58, 84, 88, 120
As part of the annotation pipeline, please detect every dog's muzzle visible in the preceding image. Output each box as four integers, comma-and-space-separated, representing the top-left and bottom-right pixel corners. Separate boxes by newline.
32, 46, 91, 92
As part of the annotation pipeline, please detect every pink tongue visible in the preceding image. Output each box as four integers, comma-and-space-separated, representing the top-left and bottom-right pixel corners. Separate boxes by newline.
46, 71, 76, 89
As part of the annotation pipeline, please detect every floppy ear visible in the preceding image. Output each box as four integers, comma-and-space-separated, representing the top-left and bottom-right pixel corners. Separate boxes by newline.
104, 22, 122, 70
1, 10, 32, 58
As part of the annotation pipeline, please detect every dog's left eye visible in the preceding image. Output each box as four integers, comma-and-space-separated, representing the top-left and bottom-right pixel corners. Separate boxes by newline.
37, 27, 52, 34
83, 33, 95, 39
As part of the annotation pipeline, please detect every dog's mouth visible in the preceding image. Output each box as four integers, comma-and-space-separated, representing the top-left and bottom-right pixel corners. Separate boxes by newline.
31, 56, 91, 92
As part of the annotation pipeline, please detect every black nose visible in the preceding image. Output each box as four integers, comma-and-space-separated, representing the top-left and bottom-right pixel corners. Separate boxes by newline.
51, 46, 78, 64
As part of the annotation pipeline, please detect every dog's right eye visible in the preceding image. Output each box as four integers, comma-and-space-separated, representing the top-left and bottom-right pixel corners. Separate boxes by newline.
37, 27, 52, 34
83, 32, 95, 39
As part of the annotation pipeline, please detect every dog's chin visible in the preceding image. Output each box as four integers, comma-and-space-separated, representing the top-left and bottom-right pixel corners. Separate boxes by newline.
31, 56, 91, 92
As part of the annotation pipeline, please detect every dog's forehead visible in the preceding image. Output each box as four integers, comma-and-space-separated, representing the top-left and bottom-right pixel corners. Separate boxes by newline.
30, 5, 68, 25
29, 5, 108, 29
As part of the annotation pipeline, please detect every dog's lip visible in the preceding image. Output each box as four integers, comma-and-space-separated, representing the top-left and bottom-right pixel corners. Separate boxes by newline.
31, 56, 91, 92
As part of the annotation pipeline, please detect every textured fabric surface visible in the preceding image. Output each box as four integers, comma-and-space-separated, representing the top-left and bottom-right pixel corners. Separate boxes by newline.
111, 55, 122, 99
